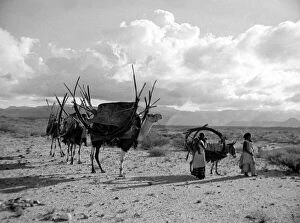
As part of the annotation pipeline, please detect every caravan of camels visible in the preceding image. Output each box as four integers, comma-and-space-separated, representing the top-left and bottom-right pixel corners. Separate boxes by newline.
46, 65, 238, 178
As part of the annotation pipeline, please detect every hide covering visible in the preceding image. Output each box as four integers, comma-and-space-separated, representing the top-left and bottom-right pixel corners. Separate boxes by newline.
91, 102, 137, 127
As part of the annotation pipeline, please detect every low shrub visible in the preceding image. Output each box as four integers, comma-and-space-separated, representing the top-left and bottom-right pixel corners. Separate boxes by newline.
147, 147, 167, 157
0, 117, 47, 137
245, 209, 270, 223
140, 132, 169, 150
263, 147, 300, 173
171, 137, 186, 150
0, 123, 18, 133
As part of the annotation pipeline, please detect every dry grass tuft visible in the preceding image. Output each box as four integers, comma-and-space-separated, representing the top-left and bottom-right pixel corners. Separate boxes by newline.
147, 147, 167, 157
245, 209, 270, 223
140, 132, 169, 150
0, 116, 47, 137
263, 147, 300, 173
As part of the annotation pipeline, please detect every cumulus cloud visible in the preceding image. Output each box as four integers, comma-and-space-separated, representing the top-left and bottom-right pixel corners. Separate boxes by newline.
1, 10, 300, 111
0, 28, 49, 97
48, 42, 76, 59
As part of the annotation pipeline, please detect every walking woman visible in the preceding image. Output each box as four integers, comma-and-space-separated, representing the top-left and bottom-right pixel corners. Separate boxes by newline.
240, 132, 257, 177
190, 133, 207, 179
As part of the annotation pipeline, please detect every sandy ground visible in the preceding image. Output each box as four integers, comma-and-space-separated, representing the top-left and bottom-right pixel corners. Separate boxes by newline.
0, 132, 299, 223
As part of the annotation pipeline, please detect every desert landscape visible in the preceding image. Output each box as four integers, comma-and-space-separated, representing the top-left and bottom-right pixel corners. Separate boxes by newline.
1, 0, 300, 222
0, 117, 299, 223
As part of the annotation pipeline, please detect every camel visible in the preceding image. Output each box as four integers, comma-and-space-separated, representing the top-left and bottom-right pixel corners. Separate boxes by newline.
60, 113, 87, 164
89, 113, 162, 175
45, 100, 64, 157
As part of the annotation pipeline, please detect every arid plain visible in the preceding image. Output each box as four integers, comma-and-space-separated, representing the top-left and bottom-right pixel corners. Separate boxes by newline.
0, 117, 299, 223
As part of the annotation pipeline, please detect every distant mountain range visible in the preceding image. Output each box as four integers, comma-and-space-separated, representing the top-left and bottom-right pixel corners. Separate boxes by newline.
1, 105, 300, 127
226, 118, 300, 128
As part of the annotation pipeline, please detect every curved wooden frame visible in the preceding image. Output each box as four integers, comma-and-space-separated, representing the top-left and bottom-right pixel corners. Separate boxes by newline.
184, 124, 226, 160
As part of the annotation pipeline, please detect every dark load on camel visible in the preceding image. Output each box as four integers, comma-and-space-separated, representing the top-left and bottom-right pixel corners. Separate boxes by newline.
92, 102, 136, 126
86, 101, 140, 141
90, 102, 137, 138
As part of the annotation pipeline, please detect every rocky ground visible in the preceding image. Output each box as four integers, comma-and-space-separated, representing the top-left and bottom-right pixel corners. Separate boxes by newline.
0, 132, 299, 223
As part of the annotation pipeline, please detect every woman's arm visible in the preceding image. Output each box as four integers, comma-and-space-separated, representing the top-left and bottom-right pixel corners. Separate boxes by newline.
243, 141, 253, 155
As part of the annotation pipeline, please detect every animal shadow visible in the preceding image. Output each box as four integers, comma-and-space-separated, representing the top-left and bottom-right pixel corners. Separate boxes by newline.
103, 174, 246, 190
0, 162, 34, 171
0, 175, 79, 194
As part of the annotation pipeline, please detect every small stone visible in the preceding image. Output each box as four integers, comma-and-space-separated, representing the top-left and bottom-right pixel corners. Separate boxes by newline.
52, 212, 72, 221
14, 207, 24, 217
133, 213, 141, 218
78, 213, 88, 219
245, 215, 256, 220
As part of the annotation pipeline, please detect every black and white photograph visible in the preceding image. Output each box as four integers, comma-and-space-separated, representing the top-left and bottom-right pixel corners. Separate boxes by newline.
0, 0, 299, 222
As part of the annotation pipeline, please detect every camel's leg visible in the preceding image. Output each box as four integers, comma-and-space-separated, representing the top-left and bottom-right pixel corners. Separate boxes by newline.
210, 162, 214, 174
119, 150, 126, 177
50, 137, 54, 156
57, 139, 64, 157
72, 144, 76, 163
215, 161, 221, 175
90, 147, 96, 173
95, 146, 105, 173
77, 144, 82, 164
70, 144, 74, 165
52, 138, 56, 157
66, 143, 70, 162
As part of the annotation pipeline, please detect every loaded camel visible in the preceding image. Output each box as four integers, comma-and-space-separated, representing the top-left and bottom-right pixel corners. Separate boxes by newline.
65, 66, 162, 177
60, 113, 88, 164
185, 124, 237, 175
55, 94, 88, 165
45, 99, 65, 157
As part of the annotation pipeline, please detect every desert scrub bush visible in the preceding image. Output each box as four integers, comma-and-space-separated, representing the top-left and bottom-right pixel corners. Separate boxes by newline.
0, 117, 47, 137
0, 123, 18, 133
171, 137, 186, 150
263, 147, 300, 173
140, 132, 169, 150
245, 209, 270, 223
147, 147, 167, 157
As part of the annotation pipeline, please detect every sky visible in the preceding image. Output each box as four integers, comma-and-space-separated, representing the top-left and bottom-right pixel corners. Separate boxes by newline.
0, 0, 300, 111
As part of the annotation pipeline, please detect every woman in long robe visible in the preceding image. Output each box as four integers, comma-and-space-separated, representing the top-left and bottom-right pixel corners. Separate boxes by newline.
191, 133, 206, 179
240, 132, 257, 177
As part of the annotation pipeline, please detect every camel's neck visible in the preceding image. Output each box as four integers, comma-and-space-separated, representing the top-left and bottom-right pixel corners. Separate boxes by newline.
137, 118, 156, 142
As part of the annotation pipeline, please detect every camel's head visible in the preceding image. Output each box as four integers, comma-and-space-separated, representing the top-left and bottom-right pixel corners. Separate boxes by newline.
137, 114, 162, 142
146, 113, 162, 123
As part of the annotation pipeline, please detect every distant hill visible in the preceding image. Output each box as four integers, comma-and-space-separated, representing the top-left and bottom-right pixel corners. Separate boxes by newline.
0, 105, 300, 127
0, 105, 75, 119
226, 117, 300, 128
